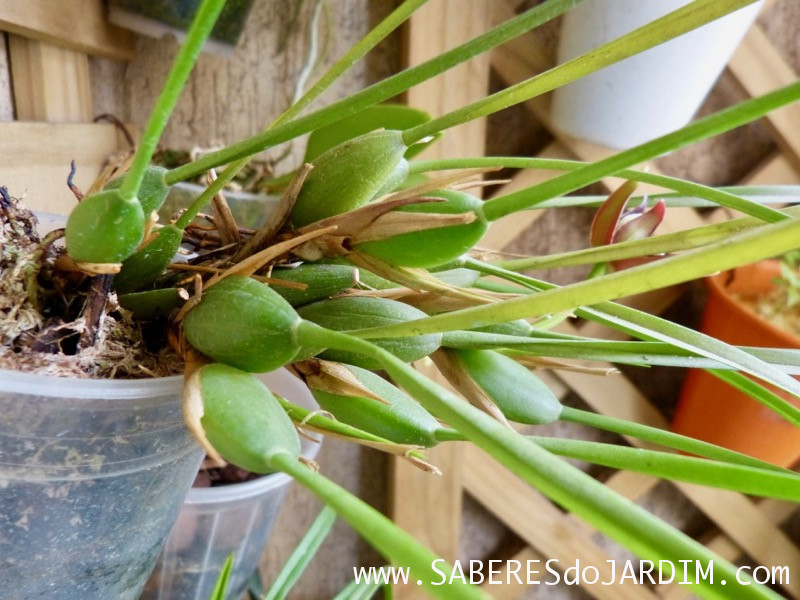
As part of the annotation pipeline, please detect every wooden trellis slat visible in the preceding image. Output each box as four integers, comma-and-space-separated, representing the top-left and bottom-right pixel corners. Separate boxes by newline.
391, 4, 492, 599
0, 0, 134, 60
728, 23, 800, 171
8, 36, 93, 122
0, 122, 129, 214
0, 0, 133, 213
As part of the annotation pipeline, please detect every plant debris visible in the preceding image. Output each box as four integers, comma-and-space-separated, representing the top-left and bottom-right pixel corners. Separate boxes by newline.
0, 191, 181, 379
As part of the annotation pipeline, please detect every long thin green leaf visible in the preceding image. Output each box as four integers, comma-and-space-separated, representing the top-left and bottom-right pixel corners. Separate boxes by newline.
529, 437, 800, 501
120, 0, 226, 198
409, 155, 789, 223
471, 275, 800, 425
353, 220, 800, 418
560, 407, 789, 473
209, 555, 235, 600
483, 337, 800, 373
404, 0, 759, 146
332, 580, 382, 600
164, 0, 583, 184
494, 215, 787, 271
300, 323, 778, 600
529, 186, 800, 209
263, 506, 337, 600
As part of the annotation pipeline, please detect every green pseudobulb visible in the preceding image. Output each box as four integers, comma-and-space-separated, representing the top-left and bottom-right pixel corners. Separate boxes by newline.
290, 130, 407, 227
196, 363, 301, 473
183, 276, 302, 372
297, 296, 441, 370
310, 364, 443, 447
113, 224, 183, 293
355, 189, 488, 268
456, 348, 562, 424
65, 189, 145, 264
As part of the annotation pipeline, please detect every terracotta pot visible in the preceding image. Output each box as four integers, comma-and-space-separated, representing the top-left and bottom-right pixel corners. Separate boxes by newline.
672, 260, 800, 467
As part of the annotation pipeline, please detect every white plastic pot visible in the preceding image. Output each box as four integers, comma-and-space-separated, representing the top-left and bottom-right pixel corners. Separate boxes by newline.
142, 369, 320, 600
550, 0, 764, 149
0, 371, 204, 599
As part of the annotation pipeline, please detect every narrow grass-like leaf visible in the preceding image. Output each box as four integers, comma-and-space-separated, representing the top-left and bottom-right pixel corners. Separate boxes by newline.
447, 333, 800, 373
332, 580, 382, 600
209, 555, 235, 600
165, 0, 582, 183
529, 437, 800, 501
560, 407, 789, 473
298, 323, 777, 600
263, 506, 337, 600
410, 156, 790, 223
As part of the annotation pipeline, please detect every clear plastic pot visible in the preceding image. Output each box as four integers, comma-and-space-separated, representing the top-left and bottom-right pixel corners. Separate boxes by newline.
0, 370, 204, 600
142, 369, 320, 600
161, 182, 279, 230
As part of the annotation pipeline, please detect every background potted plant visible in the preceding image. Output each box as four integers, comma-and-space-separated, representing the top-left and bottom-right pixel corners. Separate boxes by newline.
673, 254, 800, 467
550, 0, 765, 148
3, 1, 800, 598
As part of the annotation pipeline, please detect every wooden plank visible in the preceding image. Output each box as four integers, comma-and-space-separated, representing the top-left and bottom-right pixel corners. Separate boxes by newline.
743, 152, 800, 186
391, 5, 491, 597
0, 0, 134, 61
0, 122, 126, 214
728, 24, 800, 171
464, 445, 660, 600
479, 546, 546, 600
481, 142, 572, 251
8, 36, 92, 122
404, 1, 490, 163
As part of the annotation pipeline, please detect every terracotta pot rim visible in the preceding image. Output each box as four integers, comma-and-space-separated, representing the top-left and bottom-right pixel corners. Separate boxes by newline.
705, 260, 800, 348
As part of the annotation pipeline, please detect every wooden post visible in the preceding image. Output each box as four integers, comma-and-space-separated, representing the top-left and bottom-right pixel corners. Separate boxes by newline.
391, 3, 491, 598
8, 36, 93, 122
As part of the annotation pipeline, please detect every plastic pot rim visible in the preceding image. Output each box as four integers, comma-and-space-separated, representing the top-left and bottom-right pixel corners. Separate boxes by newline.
171, 181, 281, 204
184, 440, 322, 505
0, 367, 184, 399
705, 260, 800, 348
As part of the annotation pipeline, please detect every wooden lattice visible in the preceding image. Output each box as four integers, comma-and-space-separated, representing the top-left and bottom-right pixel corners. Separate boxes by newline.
392, 2, 800, 599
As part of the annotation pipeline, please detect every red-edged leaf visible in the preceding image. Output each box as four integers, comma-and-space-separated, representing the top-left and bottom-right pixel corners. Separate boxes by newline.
589, 179, 639, 247
613, 199, 666, 243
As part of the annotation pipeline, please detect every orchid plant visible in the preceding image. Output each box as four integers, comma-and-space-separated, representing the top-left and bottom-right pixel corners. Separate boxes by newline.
7, 0, 800, 598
